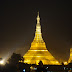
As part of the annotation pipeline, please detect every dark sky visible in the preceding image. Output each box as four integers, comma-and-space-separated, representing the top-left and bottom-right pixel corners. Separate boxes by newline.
0, 0, 72, 62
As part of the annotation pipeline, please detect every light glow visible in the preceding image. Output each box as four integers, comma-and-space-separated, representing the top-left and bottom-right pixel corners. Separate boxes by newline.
29, 50, 48, 51
64, 62, 68, 65
56, 61, 59, 64
0, 60, 4, 65
23, 69, 25, 72
68, 48, 72, 63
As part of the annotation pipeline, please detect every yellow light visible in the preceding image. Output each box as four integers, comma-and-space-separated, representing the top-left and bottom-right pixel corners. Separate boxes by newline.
56, 61, 59, 64
29, 50, 48, 51
24, 56, 50, 57
24, 60, 30, 63
37, 56, 40, 57
68, 48, 72, 63
0, 60, 4, 65
64, 62, 68, 65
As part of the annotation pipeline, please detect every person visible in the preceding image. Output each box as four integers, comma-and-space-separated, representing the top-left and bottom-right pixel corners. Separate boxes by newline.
37, 61, 47, 72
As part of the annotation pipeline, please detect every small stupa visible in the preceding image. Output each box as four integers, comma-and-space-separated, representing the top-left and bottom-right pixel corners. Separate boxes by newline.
68, 47, 72, 63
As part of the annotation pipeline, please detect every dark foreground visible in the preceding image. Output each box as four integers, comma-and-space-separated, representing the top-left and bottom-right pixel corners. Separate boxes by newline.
0, 63, 72, 72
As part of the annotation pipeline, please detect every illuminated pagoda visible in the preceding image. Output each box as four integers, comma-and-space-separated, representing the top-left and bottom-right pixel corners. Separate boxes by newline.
68, 48, 72, 63
23, 12, 59, 65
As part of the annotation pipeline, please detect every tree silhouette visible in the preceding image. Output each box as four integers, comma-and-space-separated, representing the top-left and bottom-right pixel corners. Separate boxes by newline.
8, 53, 22, 65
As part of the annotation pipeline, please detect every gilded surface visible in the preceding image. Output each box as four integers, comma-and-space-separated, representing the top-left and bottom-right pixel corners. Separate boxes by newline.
23, 13, 59, 65
68, 48, 72, 63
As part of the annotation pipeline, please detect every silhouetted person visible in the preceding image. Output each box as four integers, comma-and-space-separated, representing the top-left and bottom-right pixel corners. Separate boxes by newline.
37, 61, 47, 72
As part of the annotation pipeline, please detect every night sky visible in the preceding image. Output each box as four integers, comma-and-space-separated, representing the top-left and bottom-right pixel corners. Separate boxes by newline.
0, 0, 72, 62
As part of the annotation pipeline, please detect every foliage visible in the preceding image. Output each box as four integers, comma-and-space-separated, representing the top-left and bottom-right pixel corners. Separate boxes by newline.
8, 53, 23, 65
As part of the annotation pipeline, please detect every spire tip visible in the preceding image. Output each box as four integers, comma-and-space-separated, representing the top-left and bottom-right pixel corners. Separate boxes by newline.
37, 11, 39, 17
37, 11, 40, 24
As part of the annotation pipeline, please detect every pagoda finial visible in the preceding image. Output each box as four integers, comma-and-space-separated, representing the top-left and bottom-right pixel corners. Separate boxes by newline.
37, 12, 40, 24
38, 11, 39, 17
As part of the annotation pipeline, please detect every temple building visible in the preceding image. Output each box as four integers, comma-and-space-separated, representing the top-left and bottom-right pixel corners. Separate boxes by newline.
23, 12, 59, 65
68, 48, 72, 63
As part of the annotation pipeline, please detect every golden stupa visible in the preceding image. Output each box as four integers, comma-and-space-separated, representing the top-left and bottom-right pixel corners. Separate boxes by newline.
68, 48, 72, 63
23, 12, 59, 65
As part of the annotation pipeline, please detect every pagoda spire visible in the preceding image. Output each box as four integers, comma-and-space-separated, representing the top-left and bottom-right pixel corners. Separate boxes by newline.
36, 12, 41, 30
23, 12, 60, 65
37, 12, 40, 24
34, 12, 43, 42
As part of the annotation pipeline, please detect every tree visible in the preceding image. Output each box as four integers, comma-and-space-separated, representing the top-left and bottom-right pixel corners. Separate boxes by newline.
8, 53, 22, 65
